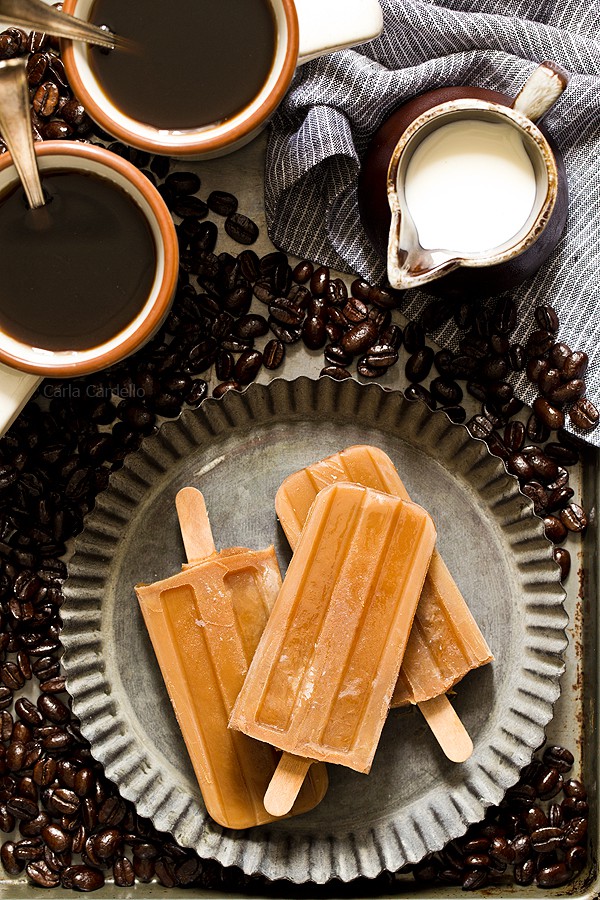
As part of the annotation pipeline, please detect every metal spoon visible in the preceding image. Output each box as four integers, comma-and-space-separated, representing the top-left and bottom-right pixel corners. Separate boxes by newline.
0, 57, 45, 209
0, 0, 129, 51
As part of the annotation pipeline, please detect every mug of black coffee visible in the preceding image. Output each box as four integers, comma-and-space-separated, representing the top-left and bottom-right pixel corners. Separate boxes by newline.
61, 0, 383, 158
0, 141, 178, 434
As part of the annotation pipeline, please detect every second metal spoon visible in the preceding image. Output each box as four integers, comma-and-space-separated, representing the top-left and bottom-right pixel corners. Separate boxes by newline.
0, 57, 45, 210
0, 0, 129, 51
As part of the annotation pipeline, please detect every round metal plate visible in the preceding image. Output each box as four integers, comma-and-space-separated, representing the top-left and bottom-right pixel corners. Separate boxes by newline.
62, 377, 567, 884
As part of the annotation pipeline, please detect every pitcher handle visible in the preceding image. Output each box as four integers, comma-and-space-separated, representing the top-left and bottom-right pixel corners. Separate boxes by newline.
0, 363, 41, 436
512, 61, 569, 122
296, 0, 383, 65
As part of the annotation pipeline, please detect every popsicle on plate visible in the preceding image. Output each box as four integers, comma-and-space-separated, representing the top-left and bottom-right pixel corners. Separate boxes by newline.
274, 445, 493, 762
230, 482, 436, 815
135, 487, 328, 830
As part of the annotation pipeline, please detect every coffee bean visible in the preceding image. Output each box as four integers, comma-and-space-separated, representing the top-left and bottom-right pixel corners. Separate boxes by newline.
207, 190, 238, 216
565, 845, 587, 873
292, 260, 313, 284
553, 547, 571, 580
548, 379, 586, 406
113, 855, 135, 886
535, 304, 560, 333
225, 213, 259, 245
320, 365, 351, 381
569, 398, 599, 431
404, 384, 435, 409
33, 81, 59, 117
563, 779, 587, 800
405, 348, 434, 383
165, 172, 201, 195
41, 823, 70, 854
340, 321, 378, 356
364, 343, 398, 370
562, 350, 589, 381
61, 864, 105, 891
533, 397, 564, 431
269, 297, 304, 328
542, 745, 574, 772
538, 862, 571, 888
559, 503, 588, 533
543, 515, 567, 543
262, 339, 284, 370
430, 377, 463, 406
302, 316, 327, 350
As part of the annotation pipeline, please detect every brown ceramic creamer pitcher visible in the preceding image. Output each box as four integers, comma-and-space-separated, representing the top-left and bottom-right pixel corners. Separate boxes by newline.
358, 63, 569, 298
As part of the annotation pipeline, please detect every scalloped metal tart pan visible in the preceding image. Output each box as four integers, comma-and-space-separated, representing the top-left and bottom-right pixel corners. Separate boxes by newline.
62, 376, 567, 884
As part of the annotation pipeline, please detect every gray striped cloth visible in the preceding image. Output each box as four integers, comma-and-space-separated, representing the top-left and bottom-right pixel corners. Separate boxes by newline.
265, 0, 600, 445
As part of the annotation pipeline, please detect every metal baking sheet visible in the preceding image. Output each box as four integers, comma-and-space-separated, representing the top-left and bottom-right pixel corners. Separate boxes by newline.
60, 376, 568, 885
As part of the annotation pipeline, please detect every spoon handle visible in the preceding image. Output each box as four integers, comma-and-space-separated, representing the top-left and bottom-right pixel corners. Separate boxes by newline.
0, 0, 128, 50
0, 58, 45, 210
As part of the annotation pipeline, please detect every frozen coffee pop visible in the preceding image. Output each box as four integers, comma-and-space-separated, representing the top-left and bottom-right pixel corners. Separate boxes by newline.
135, 487, 328, 830
274, 445, 493, 763
230, 482, 436, 816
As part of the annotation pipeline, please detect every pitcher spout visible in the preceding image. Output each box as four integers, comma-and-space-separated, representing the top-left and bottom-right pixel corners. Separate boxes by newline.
387, 208, 461, 290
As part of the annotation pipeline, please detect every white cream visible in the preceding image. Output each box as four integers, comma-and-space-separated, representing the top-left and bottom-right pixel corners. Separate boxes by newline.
403, 118, 537, 253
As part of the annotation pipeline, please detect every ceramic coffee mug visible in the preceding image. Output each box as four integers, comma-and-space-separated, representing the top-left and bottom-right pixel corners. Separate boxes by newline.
0, 141, 178, 435
61, 0, 383, 158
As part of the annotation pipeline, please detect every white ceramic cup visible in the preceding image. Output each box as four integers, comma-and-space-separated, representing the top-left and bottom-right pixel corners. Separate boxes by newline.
61, 0, 383, 157
0, 141, 179, 435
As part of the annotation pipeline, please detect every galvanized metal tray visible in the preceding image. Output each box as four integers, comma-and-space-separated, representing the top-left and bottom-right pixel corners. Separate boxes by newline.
60, 376, 568, 885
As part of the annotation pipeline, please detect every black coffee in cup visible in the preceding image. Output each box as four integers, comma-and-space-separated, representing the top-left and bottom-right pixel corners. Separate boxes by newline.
89, 0, 277, 130
0, 171, 156, 351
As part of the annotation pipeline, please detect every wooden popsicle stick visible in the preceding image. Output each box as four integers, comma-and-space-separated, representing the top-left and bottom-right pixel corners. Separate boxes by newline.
175, 487, 216, 565
263, 752, 313, 817
417, 695, 473, 763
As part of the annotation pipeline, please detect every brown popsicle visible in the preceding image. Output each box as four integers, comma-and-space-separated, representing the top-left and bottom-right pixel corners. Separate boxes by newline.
230, 482, 436, 815
135, 487, 328, 830
274, 445, 493, 762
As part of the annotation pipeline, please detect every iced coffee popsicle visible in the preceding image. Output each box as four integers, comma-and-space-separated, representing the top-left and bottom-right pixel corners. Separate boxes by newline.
135, 487, 328, 830
275, 445, 493, 761
230, 482, 436, 815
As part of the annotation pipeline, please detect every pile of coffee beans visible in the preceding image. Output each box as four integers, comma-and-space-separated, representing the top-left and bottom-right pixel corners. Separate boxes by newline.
0, 20, 594, 896
409, 745, 588, 891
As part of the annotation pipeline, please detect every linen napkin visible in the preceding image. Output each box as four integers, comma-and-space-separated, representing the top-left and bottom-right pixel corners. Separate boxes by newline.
265, 0, 600, 445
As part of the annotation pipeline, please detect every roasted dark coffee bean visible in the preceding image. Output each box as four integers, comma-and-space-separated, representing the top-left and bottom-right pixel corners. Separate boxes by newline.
535, 304, 559, 333
46, 787, 79, 816
61, 864, 105, 891
522, 804, 547, 831
543, 515, 568, 543
404, 384, 435, 410
1, 662, 25, 690
302, 316, 327, 350
292, 260, 313, 284
403, 320, 425, 353
488, 836, 515, 864
308, 265, 328, 296
90, 827, 122, 860
38, 693, 69, 724
320, 365, 351, 380
6, 743, 26, 773
467, 414, 493, 440
233, 314, 269, 340
27, 51, 49, 84
527, 357, 548, 383
207, 190, 238, 216
553, 547, 571, 580
539, 367, 562, 397
406, 347, 435, 383
224, 213, 259, 245
165, 171, 200, 196
15, 697, 43, 726
504, 421, 525, 453
506, 453, 535, 480
33, 81, 59, 117
42, 823, 71, 854
6, 794, 37, 819
253, 279, 276, 304
550, 341, 572, 369
534, 767, 563, 799
342, 297, 368, 324
262, 338, 285, 370
368, 286, 398, 310
133, 855, 155, 882
492, 297, 517, 334
364, 343, 398, 369
543, 745, 574, 773
531, 826, 563, 852
569, 398, 599, 431
268, 318, 301, 344
562, 350, 589, 381
113, 855, 135, 887
514, 858, 536, 886
533, 397, 564, 431
12, 722, 31, 744
211, 380, 241, 399
340, 321, 378, 356
356, 358, 381, 378
547, 379, 586, 406
461, 868, 488, 891
526, 328, 555, 358
562, 797, 589, 819
269, 297, 304, 328
233, 350, 262, 385
430, 376, 463, 406
563, 816, 588, 846
538, 862, 571, 888
565, 845, 587, 873
26, 858, 60, 887
215, 349, 234, 382
563, 779, 587, 800
559, 503, 588, 534
509, 342, 526, 371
